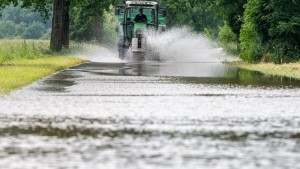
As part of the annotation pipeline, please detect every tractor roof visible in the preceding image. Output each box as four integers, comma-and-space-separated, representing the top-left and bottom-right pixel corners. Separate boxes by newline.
126, 1, 158, 6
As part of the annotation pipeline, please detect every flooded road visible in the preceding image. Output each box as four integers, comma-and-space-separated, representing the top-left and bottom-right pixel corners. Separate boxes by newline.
1, 61, 300, 169
1, 28, 300, 169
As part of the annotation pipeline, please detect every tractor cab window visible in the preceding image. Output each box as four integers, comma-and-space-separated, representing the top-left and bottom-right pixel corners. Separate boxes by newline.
127, 7, 156, 24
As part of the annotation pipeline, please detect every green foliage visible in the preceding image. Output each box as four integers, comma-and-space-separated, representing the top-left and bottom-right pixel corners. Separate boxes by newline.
1, 0, 299, 63
158, 0, 222, 38
263, 0, 300, 63
40, 28, 51, 40
240, 0, 300, 63
212, 0, 248, 39
0, 20, 17, 38
22, 21, 47, 39
218, 22, 238, 55
69, 7, 93, 42
219, 22, 236, 44
0, 40, 45, 64
239, 0, 264, 62
1, 0, 52, 19
0, 5, 51, 39
70, 2, 117, 45
102, 6, 118, 46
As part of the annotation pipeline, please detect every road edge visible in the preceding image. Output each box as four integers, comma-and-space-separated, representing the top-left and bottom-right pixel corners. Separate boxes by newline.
229, 61, 300, 79
0, 57, 89, 94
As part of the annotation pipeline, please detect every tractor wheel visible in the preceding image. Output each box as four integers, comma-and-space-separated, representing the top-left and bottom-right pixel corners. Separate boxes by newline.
119, 50, 126, 60
118, 37, 128, 60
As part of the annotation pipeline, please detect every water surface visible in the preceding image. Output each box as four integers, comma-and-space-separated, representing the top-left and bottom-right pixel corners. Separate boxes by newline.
0, 61, 300, 169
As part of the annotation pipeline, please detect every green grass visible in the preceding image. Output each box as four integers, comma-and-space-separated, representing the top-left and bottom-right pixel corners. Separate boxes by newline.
0, 39, 88, 93
230, 61, 300, 79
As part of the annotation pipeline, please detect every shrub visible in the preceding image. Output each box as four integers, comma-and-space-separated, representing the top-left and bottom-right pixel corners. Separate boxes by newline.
240, 0, 300, 63
21, 21, 46, 39
239, 0, 264, 62
219, 22, 237, 44
0, 20, 17, 38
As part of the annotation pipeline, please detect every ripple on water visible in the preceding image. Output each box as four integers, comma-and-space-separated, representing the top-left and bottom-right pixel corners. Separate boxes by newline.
1, 61, 300, 168
0, 115, 300, 169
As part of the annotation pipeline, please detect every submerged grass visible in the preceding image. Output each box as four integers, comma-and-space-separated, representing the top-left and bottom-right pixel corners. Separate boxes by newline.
0, 40, 88, 93
231, 61, 300, 79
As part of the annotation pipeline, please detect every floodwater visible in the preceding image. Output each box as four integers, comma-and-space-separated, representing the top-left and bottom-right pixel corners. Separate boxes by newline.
1, 29, 300, 169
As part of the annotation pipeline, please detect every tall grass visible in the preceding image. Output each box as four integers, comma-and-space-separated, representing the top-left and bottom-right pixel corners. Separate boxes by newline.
0, 39, 90, 64
0, 40, 48, 64
0, 39, 88, 93
231, 61, 300, 79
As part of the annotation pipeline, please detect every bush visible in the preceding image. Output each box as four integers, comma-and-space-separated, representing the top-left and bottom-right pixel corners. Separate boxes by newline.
0, 5, 51, 40
218, 22, 239, 55
240, 0, 300, 63
21, 21, 46, 39
219, 22, 237, 44
0, 20, 17, 38
239, 0, 264, 63
262, 0, 300, 63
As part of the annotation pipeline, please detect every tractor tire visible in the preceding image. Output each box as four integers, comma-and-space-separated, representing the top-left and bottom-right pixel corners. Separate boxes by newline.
118, 37, 128, 60
119, 50, 126, 60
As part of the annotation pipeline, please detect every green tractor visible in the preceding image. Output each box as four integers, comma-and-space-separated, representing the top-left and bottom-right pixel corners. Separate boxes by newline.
115, 1, 167, 61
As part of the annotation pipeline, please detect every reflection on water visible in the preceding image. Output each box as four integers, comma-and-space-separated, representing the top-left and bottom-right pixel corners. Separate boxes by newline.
34, 71, 80, 92
1, 62, 300, 169
73, 62, 300, 87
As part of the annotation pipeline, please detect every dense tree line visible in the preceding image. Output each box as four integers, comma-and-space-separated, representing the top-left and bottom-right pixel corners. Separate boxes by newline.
0, 5, 51, 39
161, 0, 300, 63
240, 0, 300, 63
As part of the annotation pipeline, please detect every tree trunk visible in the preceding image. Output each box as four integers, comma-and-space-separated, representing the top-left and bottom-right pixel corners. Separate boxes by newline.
99, 15, 103, 43
62, 0, 70, 48
50, 0, 64, 51
93, 14, 103, 44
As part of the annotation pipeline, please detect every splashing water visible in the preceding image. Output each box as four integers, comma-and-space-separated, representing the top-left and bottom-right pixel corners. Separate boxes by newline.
146, 27, 235, 62
72, 27, 237, 63
72, 43, 121, 63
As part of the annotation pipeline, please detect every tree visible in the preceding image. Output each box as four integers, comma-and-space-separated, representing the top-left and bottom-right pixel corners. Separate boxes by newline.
212, 0, 248, 47
263, 0, 300, 63
72, 0, 112, 43
69, 7, 94, 41
23, 21, 46, 39
50, 0, 67, 51
1, 0, 116, 50
0, 3, 51, 39
240, 0, 300, 63
157, 0, 221, 38
0, 20, 16, 38
239, 0, 264, 62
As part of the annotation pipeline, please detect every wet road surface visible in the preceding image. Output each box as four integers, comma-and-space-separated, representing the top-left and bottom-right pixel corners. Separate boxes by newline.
1, 61, 300, 169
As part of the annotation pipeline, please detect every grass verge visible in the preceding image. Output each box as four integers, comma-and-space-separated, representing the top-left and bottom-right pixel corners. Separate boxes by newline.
230, 61, 300, 79
0, 57, 86, 94
0, 40, 88, 94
